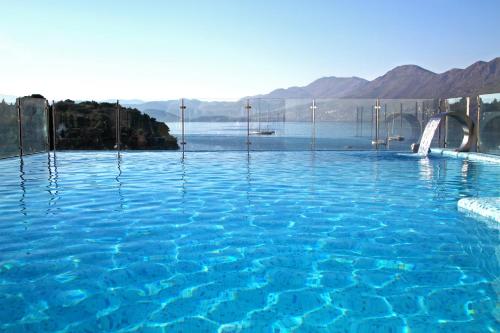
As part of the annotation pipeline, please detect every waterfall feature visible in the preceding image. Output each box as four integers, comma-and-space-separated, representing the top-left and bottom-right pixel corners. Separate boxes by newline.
416, 111, 475, 157
417, 116, 442, 155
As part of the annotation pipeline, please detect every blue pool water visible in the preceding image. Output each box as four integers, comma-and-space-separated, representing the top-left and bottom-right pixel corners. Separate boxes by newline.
0, 151, 499, 332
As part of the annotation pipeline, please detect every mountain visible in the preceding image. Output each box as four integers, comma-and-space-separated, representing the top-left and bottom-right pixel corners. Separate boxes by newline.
253, 76, 368, 99
255, 57, 500, 99
347, 58, 500, 98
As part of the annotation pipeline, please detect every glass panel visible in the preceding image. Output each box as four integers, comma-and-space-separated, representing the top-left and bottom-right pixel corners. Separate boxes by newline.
172, 99, 248, 151
119, 104, 179, 150
19, 97, 48, 155
279, 99, 314, 150
0, 98, 19, 158
380, 99, 438, 151
314, 99, 376, 150
249, 98, 289, 150
444, 97, 467, 149
479, 93, 500, 155
54, 100, 116, 150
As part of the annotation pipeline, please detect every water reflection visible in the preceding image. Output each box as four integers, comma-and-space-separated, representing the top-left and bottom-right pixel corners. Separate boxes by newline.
418, 157, 433, 181
116, 153, 124, 210
18, 157, 27, 221
47, 152, 59, 215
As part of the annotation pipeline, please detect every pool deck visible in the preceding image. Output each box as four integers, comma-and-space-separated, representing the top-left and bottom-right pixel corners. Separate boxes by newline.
429, 148, 500, 224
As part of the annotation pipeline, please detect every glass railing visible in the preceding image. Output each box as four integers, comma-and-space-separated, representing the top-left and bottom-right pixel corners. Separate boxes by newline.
0, 96, 49, 159
478, 93, 500, 155
54, 100, 117, 150
1, 94, 499, 157
53, 100, 178, 150
444, 97, 468, 149
19, 97, 49, 154
169, 98, 438, 151
0, 99, 19, 158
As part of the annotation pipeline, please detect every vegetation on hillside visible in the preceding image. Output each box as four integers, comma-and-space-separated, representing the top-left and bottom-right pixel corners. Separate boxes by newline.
55, 100, 179, 150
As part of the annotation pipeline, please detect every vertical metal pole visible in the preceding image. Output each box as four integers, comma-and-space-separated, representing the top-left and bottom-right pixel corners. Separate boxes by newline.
246, 99, 251, 146
476, 96, 481, 152
180, 99, 186, 146
52, 100, 57, 154
310, 99, 316, 149
444, 100, 448, 148
17, 98, 23, 157
45, 100, 50, 153
375, 99, 380, 149
116, 100, 121, 151
437, 99, 442, 147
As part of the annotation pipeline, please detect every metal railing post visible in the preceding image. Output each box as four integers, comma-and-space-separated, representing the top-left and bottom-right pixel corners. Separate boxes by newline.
375, 99, 380, 149
476, 96, 481, 152
116, 100, 121, 151
180, 99, 186, 146
45, 100, 50, 153
437, 98, 442, 147
52, 100, 57, 154
245, 100, 251, 146
444, 100, 449, 148
17, 98, 23, 157
310, 99, 317, 149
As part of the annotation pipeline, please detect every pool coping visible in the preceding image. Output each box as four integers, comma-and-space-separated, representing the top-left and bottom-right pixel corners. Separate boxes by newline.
428, 148, 500, 225
458, 197, 500, 225
429, 148, 500, 164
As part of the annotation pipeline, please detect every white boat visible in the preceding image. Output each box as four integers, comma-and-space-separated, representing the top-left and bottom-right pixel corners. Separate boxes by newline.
251, 130, 275, 136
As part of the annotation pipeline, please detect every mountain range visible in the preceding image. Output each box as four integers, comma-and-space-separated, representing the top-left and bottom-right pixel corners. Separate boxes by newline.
255, 57, 500, 99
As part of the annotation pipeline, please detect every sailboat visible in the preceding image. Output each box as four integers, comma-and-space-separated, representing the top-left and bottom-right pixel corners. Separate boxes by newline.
251, 101, 275, 135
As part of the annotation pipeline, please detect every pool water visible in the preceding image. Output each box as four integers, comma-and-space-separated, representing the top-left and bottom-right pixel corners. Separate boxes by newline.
0, 151, 498, 332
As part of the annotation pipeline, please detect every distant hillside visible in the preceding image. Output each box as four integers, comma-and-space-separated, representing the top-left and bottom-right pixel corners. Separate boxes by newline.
347, 58, 500, 98
253, 77, 368, 99
256, 57, 500, 99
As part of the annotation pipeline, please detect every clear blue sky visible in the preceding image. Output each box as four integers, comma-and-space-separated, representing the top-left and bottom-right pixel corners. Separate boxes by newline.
1, 0, 499, 101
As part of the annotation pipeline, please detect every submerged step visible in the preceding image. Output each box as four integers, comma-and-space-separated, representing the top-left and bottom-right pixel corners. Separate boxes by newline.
458, 197, 500, 223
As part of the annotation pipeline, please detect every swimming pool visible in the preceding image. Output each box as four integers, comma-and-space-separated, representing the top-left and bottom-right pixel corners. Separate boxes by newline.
0, 151, 498, 332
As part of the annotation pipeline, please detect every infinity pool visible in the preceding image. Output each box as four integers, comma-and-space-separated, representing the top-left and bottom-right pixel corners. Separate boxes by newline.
0, 151, 498, 332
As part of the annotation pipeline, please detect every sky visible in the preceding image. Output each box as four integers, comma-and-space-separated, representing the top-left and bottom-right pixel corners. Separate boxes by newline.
1, 0, 499, 101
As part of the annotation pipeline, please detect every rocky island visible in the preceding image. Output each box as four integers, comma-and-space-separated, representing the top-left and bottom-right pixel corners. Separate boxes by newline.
54, 100, 179, 150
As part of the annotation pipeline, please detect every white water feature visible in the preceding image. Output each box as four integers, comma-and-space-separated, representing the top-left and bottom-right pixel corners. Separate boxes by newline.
418, 116, 441, 156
